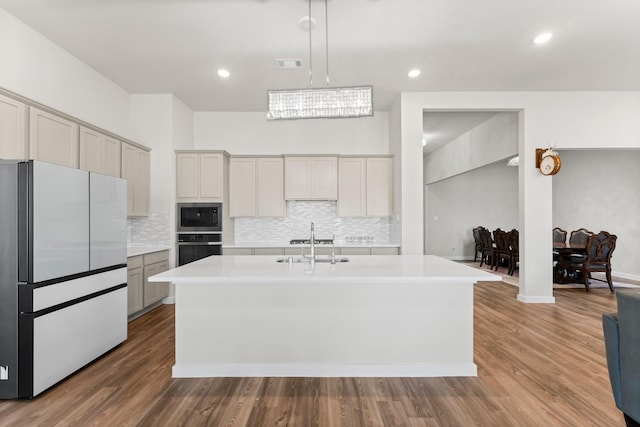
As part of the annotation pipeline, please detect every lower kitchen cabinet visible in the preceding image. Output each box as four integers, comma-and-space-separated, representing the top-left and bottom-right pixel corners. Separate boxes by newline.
340, 247, 371, 256
370, 247, 399, 255
223, 248, 253, 255
284, 247, 334, 256
254, 248, 284, 255
127, 256, 144, 315
143, 251, 170, 306
127, 250, 170, 319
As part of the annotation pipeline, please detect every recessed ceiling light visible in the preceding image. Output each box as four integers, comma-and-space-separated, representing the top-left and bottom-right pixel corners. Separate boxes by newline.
217, 69, 230, 78
533, 32, 553, 44
408, 69, 421, 78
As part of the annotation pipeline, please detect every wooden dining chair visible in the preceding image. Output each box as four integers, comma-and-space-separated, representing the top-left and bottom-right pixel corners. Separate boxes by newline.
508, 229, 519, 276
472, 226, 484, 262
552, 227, 567, 262
567, 228, 594, 264
553, 227, 567, 244
569, 228, 594, 245
479, 228, 495, 268
492, 228, 511, 272
559, 230, 617, 292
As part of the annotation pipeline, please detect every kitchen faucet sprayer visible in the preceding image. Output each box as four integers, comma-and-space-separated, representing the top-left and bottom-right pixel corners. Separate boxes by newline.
309, 222, 315, 264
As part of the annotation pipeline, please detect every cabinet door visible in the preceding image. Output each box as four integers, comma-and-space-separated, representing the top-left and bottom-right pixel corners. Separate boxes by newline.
370, 247, 399, 255
257, 157, 285, 217
229, 158, 256, 217
284, 157, 311, 200
310, 157, 337, 200
254, 248, 284, 255
144, 260, 170, 306
223, 248, 253, 255
134, 148, 150, 216
0, 93, 27, 159
121, 143, 137, 216
103, 135, 121, 177
366, 157, 392, 216
127, 265, 144, 315
122, 143, 149, 217
176, 153, 200, 198
338, 158, 366, 217
340, 247, 371, 255
79, 126, 103, 173
200, 153, 223, 199
29, 107, 79, 168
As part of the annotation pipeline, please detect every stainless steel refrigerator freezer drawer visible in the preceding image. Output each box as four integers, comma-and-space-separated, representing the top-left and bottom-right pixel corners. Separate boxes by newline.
29, 287, 127, 397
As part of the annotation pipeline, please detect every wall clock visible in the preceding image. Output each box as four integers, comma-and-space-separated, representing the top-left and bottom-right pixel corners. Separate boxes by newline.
539, 150, 561, 176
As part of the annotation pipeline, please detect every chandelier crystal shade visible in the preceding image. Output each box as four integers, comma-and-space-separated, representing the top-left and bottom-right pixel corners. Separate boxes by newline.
266, 0, 373, 121
267, 86, 373, 120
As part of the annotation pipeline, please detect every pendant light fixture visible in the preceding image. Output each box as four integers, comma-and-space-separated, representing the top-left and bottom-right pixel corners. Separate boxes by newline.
267, 0, 373, 120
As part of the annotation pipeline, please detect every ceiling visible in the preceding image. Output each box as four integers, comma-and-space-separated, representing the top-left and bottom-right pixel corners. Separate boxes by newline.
1, 0, 639, 115
5, 1, 635, 156
422, 111, 499, 153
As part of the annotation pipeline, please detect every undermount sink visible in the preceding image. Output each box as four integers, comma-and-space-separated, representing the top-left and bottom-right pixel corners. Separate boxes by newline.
276, 256, 349, 264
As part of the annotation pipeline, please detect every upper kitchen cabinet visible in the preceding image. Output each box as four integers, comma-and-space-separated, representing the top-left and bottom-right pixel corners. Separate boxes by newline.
29, 107, 79, 168
176, 151, 228, 202
284, 156, 337, 200
121, 142, 150, 217
0, 93, 27, 159
338, 156, 393, 217
229, 156, 285, 217
79, 126, 121, 177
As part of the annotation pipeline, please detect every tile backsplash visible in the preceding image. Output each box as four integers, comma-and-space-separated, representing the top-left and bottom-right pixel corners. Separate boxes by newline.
127, 211, 171, 246
234, 201, 394, 243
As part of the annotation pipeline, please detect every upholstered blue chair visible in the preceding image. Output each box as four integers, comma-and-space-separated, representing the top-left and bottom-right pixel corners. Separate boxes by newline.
603, 289, 640, 426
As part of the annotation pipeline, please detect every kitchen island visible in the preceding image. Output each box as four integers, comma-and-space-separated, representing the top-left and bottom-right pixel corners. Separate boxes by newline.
149, 255, 499, 378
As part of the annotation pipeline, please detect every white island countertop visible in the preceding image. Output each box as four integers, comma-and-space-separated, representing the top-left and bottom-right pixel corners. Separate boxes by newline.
150, 254, 499, 284
149, 255, 500, 379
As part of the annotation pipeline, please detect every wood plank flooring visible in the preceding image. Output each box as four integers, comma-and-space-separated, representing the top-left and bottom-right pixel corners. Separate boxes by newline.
0, 281, 625, 426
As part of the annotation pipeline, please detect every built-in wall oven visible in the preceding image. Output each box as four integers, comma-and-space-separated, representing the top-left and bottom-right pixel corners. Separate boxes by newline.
176, 203, 223, 266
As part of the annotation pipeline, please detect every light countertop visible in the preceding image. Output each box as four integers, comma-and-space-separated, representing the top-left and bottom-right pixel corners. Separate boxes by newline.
127, 245, 171, 258
149, 254, 499, 284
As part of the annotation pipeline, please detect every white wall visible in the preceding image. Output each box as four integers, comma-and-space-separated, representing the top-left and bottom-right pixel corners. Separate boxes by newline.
130, 94, 175, 212
425, 161, 518, 259
172, 97, 196, 151
388, 98, 403, 246
0, 9, 132, 137
194, 112, 389, 154
130, 94, 195, 261
424, 112, 518, 184
399, 91, 640, 302
553, 149, 640, 279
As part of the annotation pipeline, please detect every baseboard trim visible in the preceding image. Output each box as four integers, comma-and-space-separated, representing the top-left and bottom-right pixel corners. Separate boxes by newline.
611, 271, 640, 283
172, 363, 478, 378
517, 294, 555, 304
162, 296, 176, 304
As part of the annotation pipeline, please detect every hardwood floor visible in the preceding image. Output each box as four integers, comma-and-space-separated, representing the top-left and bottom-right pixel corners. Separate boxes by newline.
0, 281, 624, 426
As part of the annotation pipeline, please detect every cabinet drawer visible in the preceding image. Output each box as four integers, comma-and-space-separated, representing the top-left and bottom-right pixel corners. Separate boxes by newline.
144, 250, 169, 265
370, 247, 399, 255
254, 248, 284, 255
127, 255, 143, 269
340, 247, 371, 255
223, 248, 253, 255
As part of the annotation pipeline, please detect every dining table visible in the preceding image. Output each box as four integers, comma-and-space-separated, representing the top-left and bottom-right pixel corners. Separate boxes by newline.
553, 242, 587, 283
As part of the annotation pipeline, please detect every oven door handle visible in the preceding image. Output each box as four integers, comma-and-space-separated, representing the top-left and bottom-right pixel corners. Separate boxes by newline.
177, 242, 222, 246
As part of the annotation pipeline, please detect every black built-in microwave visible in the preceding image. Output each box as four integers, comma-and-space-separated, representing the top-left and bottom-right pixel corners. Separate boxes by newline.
176, 203, 222, 232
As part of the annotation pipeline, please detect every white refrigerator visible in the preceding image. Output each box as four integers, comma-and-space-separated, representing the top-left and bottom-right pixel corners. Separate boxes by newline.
0, 160, 127, 399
